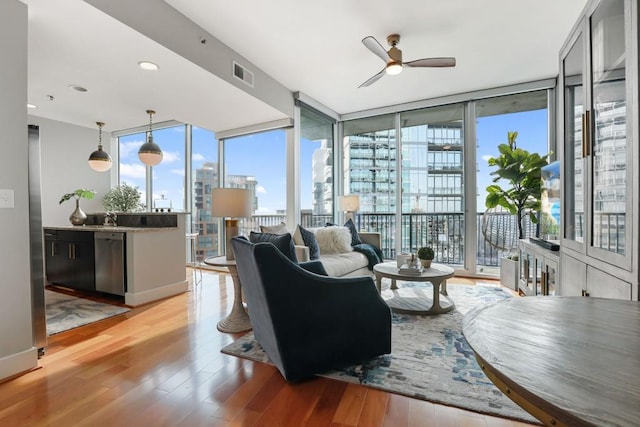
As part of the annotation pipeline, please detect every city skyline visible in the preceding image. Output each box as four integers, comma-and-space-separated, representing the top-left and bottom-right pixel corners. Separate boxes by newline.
118, 109, 549, 215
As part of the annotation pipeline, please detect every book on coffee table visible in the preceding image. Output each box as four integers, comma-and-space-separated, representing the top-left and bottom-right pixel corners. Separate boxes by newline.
398, 265, 423, 275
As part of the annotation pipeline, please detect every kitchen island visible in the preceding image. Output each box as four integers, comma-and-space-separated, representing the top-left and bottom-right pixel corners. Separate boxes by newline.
44, 213, 188, 306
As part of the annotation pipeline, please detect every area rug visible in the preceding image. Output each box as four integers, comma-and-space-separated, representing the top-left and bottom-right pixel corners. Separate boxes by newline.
221, 283, 539, 424
45, 290, 130, 335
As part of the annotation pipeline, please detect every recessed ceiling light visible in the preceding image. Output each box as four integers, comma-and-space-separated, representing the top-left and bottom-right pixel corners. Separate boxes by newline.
69, 85, 88, 92
138, 61, 159, 71
27, 104, 37, 109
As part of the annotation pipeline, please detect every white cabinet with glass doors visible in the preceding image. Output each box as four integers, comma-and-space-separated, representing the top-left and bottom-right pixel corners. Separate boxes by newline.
558, 0, 638, 300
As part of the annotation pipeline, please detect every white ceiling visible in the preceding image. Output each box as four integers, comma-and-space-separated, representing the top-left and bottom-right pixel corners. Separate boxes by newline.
22, 0, 588, 133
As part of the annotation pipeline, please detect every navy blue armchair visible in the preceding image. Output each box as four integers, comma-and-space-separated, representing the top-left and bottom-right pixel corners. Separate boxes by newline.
231, 236, 392, 382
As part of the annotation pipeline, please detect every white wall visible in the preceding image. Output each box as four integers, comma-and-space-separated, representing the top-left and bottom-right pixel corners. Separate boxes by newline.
0, 0, 37, 380
28, 116, 112, 226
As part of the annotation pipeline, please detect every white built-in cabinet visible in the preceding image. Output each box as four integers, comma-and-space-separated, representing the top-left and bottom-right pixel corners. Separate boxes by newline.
558, 0, 638, 300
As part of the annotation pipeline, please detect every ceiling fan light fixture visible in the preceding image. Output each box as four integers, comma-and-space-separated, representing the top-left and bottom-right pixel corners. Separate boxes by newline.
386, 61, 403, 75
88, 121, 112, 172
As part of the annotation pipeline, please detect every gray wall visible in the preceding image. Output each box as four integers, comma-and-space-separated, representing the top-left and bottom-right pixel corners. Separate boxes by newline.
28, 116, 112, 226
0, 0, 36, 380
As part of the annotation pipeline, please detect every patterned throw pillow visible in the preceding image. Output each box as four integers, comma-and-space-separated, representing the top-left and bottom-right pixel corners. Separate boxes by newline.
249, 231, 298, 262
343, 218, 362, 246
297, 225, 320, 260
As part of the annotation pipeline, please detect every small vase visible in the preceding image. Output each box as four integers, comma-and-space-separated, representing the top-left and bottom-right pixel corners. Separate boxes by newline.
69, 199, 87, 226
420, 259, 432, 268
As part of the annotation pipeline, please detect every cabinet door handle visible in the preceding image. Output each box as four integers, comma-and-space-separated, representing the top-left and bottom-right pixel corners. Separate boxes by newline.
51, 241, 55, 257
585, 110, 591, 156
581, 113, 587, 158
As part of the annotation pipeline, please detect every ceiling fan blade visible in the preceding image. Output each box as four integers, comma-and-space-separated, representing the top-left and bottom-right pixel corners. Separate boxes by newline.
358, 68, 386, 88
362, 36, 391, 63
404, 57, 456, 68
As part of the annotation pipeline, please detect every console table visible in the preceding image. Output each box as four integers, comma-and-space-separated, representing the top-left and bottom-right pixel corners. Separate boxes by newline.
463, 297, 640, 426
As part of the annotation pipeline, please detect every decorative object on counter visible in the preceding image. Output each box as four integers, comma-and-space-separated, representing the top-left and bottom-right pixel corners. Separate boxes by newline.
137, 109, 163, 166
211, 188, 253, 260
102, 182, 143, 212
87, 121, 112, 172
338, 194, 360, 222
59, 189, 96, 225
417, 246, 434, 268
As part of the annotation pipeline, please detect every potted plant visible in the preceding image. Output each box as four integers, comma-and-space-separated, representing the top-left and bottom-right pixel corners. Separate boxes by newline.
102, 182, 143, 213
59, 189, 96, 225
485, 131, 550, 240
417, 246, 434, 268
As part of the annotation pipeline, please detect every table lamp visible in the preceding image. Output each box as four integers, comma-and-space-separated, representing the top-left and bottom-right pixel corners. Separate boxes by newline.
211, 188, 253, 260
338, 195, 360, 223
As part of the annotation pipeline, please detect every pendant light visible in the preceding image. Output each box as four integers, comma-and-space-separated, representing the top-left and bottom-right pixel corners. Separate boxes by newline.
138, 109, 163, 166
88, 121, 112, 172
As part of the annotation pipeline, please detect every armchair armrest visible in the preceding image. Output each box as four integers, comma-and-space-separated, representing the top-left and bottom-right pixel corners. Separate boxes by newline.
299, 260, 328, 276
359, 232, 381, 250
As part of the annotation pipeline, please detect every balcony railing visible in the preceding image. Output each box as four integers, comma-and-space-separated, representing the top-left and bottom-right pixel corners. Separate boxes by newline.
240, 212, 538, 268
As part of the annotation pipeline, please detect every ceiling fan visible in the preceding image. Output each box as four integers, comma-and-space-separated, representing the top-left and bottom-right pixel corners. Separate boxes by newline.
359, 34, 456, 88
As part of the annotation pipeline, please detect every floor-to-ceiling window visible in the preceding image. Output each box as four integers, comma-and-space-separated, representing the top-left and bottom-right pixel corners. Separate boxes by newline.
300, 105, 335, 227
149, 125, 186, 211
118, 131, 148, 209
343, 114, 396, 259
399, 104, 465, 266
475, 90, 550, 273
116, 122, 218, 262
223, 129, 287, 234
191, 127, 219, 260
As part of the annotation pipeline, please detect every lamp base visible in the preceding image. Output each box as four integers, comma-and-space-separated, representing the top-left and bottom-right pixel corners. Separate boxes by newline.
225, 219, 239, 261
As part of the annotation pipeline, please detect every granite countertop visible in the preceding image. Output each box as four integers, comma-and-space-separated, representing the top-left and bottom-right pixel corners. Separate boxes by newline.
44, 225, 176, 232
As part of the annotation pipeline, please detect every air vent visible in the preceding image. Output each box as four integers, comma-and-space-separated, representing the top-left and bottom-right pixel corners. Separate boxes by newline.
233, 61, 254, 87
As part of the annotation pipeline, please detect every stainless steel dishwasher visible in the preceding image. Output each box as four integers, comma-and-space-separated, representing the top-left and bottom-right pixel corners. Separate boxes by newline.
94, 232, 126, 296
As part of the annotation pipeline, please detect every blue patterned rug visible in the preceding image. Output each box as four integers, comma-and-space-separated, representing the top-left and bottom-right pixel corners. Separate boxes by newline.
46, 290, 130, 335
221, 283, 539, 424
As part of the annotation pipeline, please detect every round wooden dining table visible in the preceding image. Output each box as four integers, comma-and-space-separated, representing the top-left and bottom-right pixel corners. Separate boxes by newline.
463, 296, 640, 427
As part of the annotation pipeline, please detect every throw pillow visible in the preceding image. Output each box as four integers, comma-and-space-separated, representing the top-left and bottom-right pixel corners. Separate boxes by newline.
315, 226, 352, 254
297, 225, 320, 260
343, 218, 362, 246
249, 231, 298, 262
260, 222, 288, 234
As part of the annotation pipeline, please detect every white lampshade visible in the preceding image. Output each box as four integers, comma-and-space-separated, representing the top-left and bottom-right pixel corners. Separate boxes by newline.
211, 188, 253, 218
338, 195, 360, 212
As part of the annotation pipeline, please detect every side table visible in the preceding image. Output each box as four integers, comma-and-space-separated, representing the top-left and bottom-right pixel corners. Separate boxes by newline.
203, 256, 252, 333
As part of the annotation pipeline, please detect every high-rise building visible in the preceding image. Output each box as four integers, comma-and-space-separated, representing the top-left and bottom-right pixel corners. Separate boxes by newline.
192, 162, 258, 260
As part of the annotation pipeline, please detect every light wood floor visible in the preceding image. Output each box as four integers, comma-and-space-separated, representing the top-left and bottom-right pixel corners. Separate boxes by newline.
0, 269, 536, 426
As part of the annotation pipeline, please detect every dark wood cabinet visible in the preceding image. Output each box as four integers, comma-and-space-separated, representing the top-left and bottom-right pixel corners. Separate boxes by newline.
44, 229, 95, 292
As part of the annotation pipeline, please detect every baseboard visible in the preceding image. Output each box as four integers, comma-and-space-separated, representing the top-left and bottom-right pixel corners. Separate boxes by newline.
124, 280, 188, 307
0, 347, 38, 382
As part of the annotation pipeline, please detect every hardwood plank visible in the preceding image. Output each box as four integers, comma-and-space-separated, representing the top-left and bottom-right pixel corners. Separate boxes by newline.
333, 383, 368, 425
0, 271, 536, 426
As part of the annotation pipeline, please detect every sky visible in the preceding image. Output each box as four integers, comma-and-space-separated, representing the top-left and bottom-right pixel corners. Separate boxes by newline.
118, 110, 550, 214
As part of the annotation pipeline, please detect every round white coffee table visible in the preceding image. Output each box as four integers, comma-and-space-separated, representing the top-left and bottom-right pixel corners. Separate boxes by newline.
373, 261, 455, 315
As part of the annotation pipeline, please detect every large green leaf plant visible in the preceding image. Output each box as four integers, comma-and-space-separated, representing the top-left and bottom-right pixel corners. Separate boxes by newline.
485, 131, 550, 239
